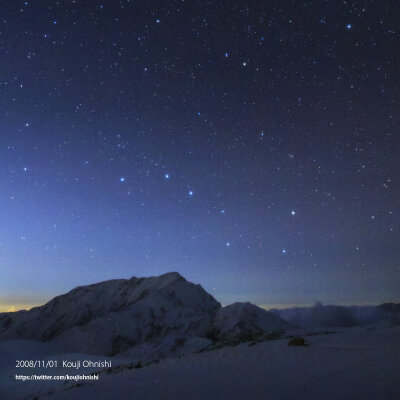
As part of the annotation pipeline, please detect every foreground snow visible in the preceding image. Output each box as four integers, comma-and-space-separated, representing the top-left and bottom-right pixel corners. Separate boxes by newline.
1, 323, 399, 400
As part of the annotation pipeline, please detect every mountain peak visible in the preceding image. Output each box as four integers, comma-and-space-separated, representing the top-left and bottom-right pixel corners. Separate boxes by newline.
0, 273, 289, 358
0, 272, 221, 355
157, 271, 185, 281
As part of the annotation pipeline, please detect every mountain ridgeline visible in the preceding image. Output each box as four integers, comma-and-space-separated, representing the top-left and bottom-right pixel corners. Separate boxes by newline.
0, 273, 288, 357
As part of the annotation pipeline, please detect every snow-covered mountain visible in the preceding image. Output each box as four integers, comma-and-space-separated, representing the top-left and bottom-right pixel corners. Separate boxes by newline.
0, 273, 289, 358
0, 273, 221, 355
210, 302, 289, 342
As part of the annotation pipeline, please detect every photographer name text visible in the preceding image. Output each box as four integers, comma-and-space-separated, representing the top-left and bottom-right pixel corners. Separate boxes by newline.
16, 359, 112, 369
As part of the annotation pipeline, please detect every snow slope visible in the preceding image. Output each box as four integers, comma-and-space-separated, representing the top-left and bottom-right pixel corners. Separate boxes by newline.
211, 302, 289, 341
18, 323, 400, 400
0, 339, 129, 400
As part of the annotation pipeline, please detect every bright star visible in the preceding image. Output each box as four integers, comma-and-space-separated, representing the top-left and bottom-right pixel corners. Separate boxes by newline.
120, 177, 125, 182
282, 249, 286, 254
225, 52, 229, 58
156, 19, 160, 23
346, 24, 352, 29
226, 242, 231, 247
165, 173, 170, 179
291, 210, 296, 216
188, 190, 193, 196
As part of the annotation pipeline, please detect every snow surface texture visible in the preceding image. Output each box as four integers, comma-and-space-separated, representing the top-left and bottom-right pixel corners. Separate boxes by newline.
2, 324, 399, 400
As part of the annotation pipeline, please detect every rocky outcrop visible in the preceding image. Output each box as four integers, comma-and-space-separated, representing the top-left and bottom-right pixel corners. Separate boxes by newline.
288, 337, 307, 346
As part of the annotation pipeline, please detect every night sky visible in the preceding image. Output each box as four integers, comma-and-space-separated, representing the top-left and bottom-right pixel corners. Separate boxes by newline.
1, 1, 399, 312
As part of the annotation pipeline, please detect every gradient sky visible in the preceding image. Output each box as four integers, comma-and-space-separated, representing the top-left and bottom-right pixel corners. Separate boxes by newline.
0, 0, 399, 312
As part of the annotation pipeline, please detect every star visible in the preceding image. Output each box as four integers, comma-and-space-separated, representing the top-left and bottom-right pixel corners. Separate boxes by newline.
1, 0, 396, 316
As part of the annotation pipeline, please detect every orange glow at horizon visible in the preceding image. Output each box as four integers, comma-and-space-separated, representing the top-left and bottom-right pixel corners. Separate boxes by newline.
0, 304, 42, 313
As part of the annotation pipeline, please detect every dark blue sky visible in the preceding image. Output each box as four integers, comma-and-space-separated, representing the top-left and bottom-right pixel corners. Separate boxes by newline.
1, 0, 399, 311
